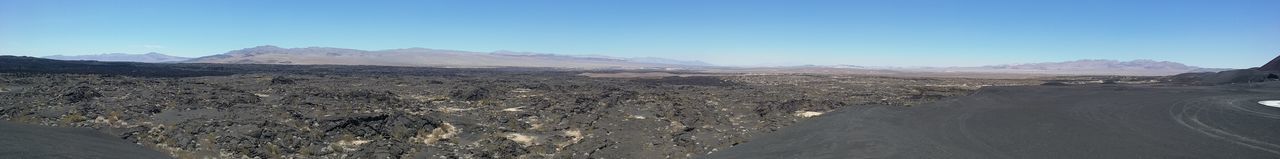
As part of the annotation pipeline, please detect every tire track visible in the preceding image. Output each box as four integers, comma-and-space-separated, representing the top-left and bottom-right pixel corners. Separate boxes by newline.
1170, 95, 1280, 155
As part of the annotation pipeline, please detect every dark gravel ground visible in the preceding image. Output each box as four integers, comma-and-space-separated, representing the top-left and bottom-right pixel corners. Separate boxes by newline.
0, 56, 1052, 158
0, 121, 171, 159
705, 82, 1280, 159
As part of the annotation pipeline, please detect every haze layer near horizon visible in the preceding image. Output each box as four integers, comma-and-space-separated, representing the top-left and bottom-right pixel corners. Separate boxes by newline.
1, 0, 1277, 68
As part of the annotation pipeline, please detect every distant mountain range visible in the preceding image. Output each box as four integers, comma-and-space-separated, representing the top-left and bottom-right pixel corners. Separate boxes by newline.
981, 59, 1206, 71
43, 52, 191, 63
763, 59, 1228, 76
185, 45, 711, 69
33, 46, 1229, 76
898, 59, 1228, 76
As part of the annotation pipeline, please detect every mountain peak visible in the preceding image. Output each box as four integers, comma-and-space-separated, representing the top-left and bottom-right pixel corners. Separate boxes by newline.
251, 45, 282, 49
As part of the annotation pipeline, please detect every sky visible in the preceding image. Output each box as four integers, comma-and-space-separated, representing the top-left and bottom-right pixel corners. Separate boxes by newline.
1, 0, 1277, 68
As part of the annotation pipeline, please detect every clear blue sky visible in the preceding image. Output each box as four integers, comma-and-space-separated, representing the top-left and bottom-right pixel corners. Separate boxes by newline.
1, 0, 1277, 68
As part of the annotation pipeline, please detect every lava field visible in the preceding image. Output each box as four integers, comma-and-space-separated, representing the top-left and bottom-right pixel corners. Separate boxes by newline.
0, 56, 1049, 158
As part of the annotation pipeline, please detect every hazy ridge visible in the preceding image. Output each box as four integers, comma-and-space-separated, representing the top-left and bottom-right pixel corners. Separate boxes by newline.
43, 52, 191, 63
185, 45, 710, 69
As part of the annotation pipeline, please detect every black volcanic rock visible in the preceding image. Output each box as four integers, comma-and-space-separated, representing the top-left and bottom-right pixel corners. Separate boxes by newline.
450, 86, 491, 101
1258, 54, 1280, 71
63, 86, 102, 103
0, 56, 234, 77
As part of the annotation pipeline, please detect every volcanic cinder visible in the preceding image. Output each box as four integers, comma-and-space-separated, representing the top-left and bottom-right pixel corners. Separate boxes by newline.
705, 83, 1280, 158
1259, 54, 1280, 71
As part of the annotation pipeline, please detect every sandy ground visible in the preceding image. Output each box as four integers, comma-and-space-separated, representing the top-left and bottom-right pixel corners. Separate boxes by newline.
705, 83, 1280, 159
0, 121, 170, 159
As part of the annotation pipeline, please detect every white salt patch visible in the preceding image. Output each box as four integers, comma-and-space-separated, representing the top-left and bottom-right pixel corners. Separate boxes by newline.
1259, 100, 1280, 108
443, 107, 474, 112
502, 107, 524, 112
794, 111, 824, 118
345, 140, 371, 145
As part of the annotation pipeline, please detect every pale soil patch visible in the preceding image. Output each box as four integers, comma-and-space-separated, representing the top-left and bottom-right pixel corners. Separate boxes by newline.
504, 133, 537, 146
556, 130, 585, 150
335, 139, 372, 152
